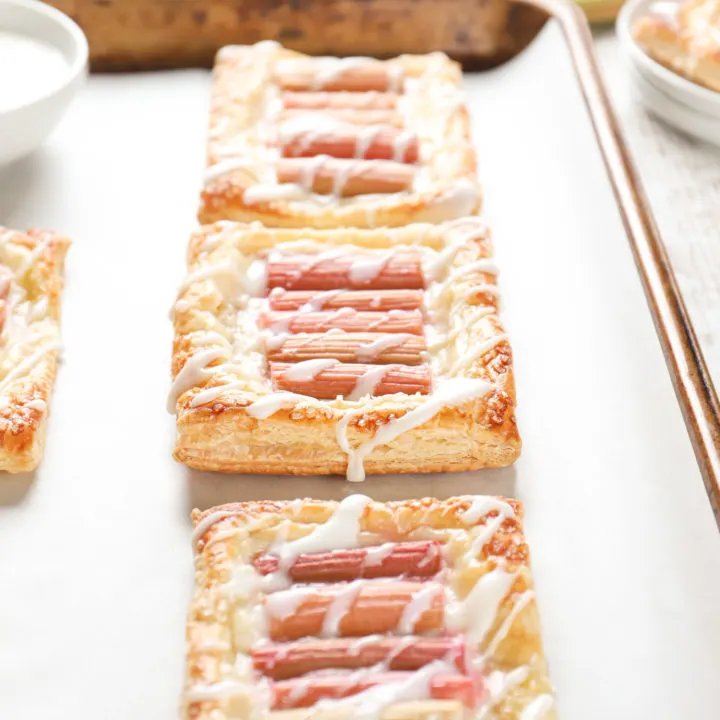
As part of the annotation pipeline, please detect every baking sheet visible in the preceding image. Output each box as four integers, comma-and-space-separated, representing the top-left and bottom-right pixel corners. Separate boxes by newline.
1, 22, 720, 719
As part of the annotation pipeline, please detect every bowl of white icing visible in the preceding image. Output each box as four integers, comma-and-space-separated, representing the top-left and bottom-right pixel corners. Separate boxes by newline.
0, 0, 88, 165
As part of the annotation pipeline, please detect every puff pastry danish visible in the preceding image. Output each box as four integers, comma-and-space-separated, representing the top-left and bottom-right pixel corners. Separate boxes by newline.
185, 494, 556, 720
0, 227, 70, 473
169, 218, 519, 479
199, 42, 480, 228
633, 0, 720, 91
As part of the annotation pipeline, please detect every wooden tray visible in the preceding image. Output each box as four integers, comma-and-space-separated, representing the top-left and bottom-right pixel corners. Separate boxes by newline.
48, 0, 547, 70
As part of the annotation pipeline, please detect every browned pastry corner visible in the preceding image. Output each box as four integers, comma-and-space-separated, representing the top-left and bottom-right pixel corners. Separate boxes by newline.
633, 0, 720, 91
48, 0, 514, 72
0, 228, 70, 473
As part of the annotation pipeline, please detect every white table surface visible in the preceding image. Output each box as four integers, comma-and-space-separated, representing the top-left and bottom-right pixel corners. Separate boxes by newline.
1, 23, 720, 720
595, 29, 720, 379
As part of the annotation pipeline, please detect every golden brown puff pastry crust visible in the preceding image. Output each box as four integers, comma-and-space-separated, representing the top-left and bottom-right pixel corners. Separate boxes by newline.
184, 495, 556, 720
199, 43, 481, 228
633, 0, 720, 91
0, 228, 70, 473
169, 220, 520, 479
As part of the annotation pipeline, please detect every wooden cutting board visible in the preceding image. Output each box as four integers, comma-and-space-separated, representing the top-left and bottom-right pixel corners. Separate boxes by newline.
48, 0, 547, 71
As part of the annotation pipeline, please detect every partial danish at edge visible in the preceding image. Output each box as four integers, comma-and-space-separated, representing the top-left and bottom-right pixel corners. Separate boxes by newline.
0, 227, 70, 473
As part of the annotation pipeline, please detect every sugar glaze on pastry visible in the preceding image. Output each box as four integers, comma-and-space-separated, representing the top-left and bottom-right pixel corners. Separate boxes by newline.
170, 219, 519, 477
199, 42, 481, 228
184, 495, 555, 719
0, 227, 70, 472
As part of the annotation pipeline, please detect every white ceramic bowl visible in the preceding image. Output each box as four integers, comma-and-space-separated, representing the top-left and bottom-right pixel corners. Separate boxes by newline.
0, 0, 88, 166
617, 0, 720, 146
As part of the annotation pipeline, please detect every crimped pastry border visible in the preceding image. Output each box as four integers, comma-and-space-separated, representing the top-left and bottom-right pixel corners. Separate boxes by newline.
633, 0, 720, 92
170, 220, 520, 476
199, 43, 481, 228
184, 496, 556, 720
0, 227, 70, 473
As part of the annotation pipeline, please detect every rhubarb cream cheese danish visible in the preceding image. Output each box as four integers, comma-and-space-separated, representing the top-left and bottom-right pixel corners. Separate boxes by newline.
633, 0, 720, 91
169, 218, 519, 479
0, 228, 70, 472
200, 42, 480, 228
184, 495, 556, 720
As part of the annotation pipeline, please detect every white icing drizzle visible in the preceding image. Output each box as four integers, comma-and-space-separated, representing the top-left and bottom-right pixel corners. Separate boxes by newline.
429, 259, 499, 302
30, 296, 49, 321
299, 154, 333, 191
265, 585, 318, 619
484, 590, 534, 657
0, 234, 63, 409
355, 333, 413, 362
396, 583, 444, 635
316, 307, 357, 327
386, 64, 404, 93
331, 159, 390, 198
335, 411, 356, 454
347, 250, 395, 285
320, 579, 365, 637
520, 695, 555, 719
448, 334, 508, 377
0, 341, 60, 395
466, 500, 516, 559
341, 378, 492, 483
264, 329, 292, 351
425, 307, 494, 353
354, 124, 389, 159
262, 495, 371, 589
391, 130, 415, 163
167, 347, 228, 413
435, 178, 480, 218
185, 678, 252, 701
174, 261, 239, 300
421, 217, 488, 283
459, 496, 516, 525
13, 235, 52, 279
362, 542, 396, 567
203, 158, 260, 185
189, 381, 246, 408
301, 57, 389, 91
281, 359, 340, 381
244, 183, 309, 204
246, 391, 309, 419
478, 667, 530, 718
367, 309, 407, 330
347, 365, 392, 401
460, 283, 502, 301
450, 259, 500, 279
308, 659, 453, 719
279, 114, 402, 165
279, 114, 344, 153
445, 564, 517, 646
191, 509, 241, 551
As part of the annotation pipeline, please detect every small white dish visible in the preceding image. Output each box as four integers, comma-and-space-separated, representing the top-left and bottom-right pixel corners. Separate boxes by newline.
630, 63, 720, 144
0, 0, 88, 166
617, 0, 720, 145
